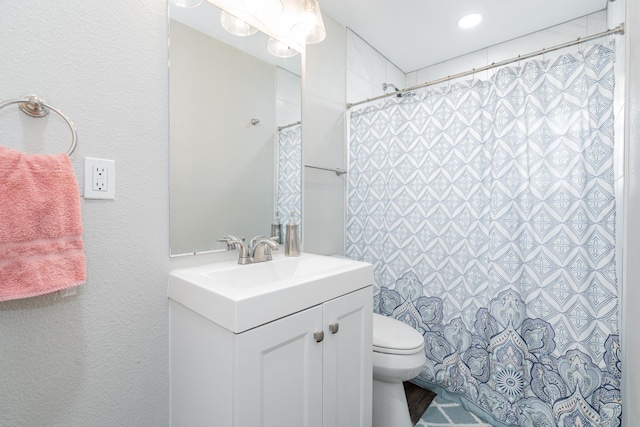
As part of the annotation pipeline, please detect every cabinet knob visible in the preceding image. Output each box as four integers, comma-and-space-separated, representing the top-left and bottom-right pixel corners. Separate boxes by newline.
314, 331, 324, 342
329, 323, 339, 334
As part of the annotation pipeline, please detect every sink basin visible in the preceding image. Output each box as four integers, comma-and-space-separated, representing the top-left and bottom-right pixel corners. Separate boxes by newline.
168, 253, 373, 333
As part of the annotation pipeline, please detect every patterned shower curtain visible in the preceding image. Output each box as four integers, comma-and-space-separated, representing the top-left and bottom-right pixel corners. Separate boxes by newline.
347, 44, 621, 427
276, 123, 302, 236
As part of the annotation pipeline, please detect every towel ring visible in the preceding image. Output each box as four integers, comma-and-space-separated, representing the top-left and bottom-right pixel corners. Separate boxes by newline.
0, 94, 78, 156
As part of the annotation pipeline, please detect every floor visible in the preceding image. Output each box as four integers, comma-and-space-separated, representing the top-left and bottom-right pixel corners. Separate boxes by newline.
404, 382, 493, 427
404, 382, 436, 424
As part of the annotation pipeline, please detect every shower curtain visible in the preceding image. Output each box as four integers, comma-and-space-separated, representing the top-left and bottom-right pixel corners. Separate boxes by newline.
347, 44, 621, 427
276, 123, 302, 235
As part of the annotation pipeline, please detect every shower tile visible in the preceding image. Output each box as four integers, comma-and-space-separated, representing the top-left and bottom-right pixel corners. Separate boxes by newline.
347, 30, 387, 90
386, 61, 406, 90
487, 17, 588, 65
587, 10, 607, 34
414, 49, 489, 87
607, 0, 625, 28
277, 99, 301, 126
347, 69, 375, 104
405, 71, 418, 88
276, 71, 301, 107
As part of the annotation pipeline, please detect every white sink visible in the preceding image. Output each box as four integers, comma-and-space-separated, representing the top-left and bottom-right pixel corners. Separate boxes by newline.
168, 253, 373, 333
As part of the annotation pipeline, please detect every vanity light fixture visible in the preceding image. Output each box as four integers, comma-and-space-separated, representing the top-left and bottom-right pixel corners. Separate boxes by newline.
170, 0, 203, 8
242, 0, 285, 17
458, 12, 482, 29
267, 37, 299, 58
220, 11, 258, 36
290, 0, 326, 44
217, 0, 328, 57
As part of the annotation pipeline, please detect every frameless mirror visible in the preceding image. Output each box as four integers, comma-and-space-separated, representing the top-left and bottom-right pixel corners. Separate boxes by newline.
170, 1, 302, 256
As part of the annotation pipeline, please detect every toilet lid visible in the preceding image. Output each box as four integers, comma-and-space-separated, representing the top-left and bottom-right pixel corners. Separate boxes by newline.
373, 313, 424, 355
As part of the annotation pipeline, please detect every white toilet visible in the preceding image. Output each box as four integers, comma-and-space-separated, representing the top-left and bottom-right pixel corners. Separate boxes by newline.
372, 313, 426, 427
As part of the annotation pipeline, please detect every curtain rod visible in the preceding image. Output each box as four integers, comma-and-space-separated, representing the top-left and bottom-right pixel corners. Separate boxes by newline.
347, 24, 625, 110
278, 120, 301, 131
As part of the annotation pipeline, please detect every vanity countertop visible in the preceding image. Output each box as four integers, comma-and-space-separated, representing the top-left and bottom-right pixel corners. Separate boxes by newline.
168, 253, 373, 333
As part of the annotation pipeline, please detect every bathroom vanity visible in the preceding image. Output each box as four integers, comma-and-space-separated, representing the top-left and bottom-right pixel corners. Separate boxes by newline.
168, 253, 373, 427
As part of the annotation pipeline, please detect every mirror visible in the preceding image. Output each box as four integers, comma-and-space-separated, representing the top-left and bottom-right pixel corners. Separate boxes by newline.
170, 2, 302, 256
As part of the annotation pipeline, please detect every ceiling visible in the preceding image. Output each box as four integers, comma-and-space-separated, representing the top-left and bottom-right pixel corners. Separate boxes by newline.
318, 0, 609, 73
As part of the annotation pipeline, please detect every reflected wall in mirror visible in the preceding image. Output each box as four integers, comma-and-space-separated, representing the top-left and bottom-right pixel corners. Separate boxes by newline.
170, 1, 301, 256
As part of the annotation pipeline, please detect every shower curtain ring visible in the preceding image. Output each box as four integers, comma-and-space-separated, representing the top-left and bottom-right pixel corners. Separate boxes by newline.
577, 38, 584, 57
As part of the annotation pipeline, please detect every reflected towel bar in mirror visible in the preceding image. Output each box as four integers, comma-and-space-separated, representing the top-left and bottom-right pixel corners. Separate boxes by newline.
304, 164, 347, 176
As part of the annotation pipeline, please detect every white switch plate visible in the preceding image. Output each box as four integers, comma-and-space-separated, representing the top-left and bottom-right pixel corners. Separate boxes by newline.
84, 157, 115, 199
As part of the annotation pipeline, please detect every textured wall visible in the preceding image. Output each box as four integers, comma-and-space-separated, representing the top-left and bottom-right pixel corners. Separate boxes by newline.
0, 1, 174, 425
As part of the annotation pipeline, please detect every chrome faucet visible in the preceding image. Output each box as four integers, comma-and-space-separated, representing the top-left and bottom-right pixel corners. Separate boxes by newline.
218, 235, 280, 265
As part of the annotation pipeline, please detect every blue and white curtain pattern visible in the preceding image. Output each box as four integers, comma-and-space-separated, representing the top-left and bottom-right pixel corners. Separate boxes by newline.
347, 45, 620, 426
277, 123, 302, 234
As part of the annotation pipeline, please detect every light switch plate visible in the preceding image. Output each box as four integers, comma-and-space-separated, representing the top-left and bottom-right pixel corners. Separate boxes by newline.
84, 157, 115, 199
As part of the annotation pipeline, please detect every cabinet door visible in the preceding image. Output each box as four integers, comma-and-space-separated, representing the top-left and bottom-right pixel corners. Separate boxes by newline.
235, 305, 324, 427
322, 286, 373, 427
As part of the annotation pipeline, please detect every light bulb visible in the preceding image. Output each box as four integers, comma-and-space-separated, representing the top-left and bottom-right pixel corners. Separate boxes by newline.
267, 37, 299, 58
220, 11, 257, 37
290, 0, 326, 44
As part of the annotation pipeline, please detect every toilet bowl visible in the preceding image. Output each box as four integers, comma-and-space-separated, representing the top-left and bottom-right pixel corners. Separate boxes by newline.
372, 313, 426, 427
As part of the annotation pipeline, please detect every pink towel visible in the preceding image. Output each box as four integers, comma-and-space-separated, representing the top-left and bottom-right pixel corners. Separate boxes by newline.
0, 146, 86, 301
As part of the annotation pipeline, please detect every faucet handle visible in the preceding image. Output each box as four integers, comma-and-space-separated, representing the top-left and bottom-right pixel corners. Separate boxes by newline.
218, 237, 252, 264
218, 235, 241, 251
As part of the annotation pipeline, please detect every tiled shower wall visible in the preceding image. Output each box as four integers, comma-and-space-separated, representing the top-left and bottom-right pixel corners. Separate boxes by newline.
346, 30, 405, 105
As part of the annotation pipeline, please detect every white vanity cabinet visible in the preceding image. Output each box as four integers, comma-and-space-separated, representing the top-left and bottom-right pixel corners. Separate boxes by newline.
235, 286, 372, 427
168, 253, 374, 427
170, 286, 372, 427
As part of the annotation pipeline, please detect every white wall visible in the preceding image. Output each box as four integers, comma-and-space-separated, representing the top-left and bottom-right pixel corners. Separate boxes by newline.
302, 14, 348, 255
618, 0, 640, 422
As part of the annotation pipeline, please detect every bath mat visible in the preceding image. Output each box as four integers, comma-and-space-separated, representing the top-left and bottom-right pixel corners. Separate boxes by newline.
416, 395, 493, 427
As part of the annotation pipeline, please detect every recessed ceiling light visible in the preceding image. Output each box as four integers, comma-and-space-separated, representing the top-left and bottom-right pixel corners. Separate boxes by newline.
458, 13, 482, 29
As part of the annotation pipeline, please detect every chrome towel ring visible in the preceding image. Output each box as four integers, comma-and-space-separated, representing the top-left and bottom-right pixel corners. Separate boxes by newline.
0, 94, 78, 156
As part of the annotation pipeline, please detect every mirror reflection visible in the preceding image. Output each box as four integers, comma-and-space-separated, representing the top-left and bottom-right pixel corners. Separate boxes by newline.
170, 2, 302, 256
